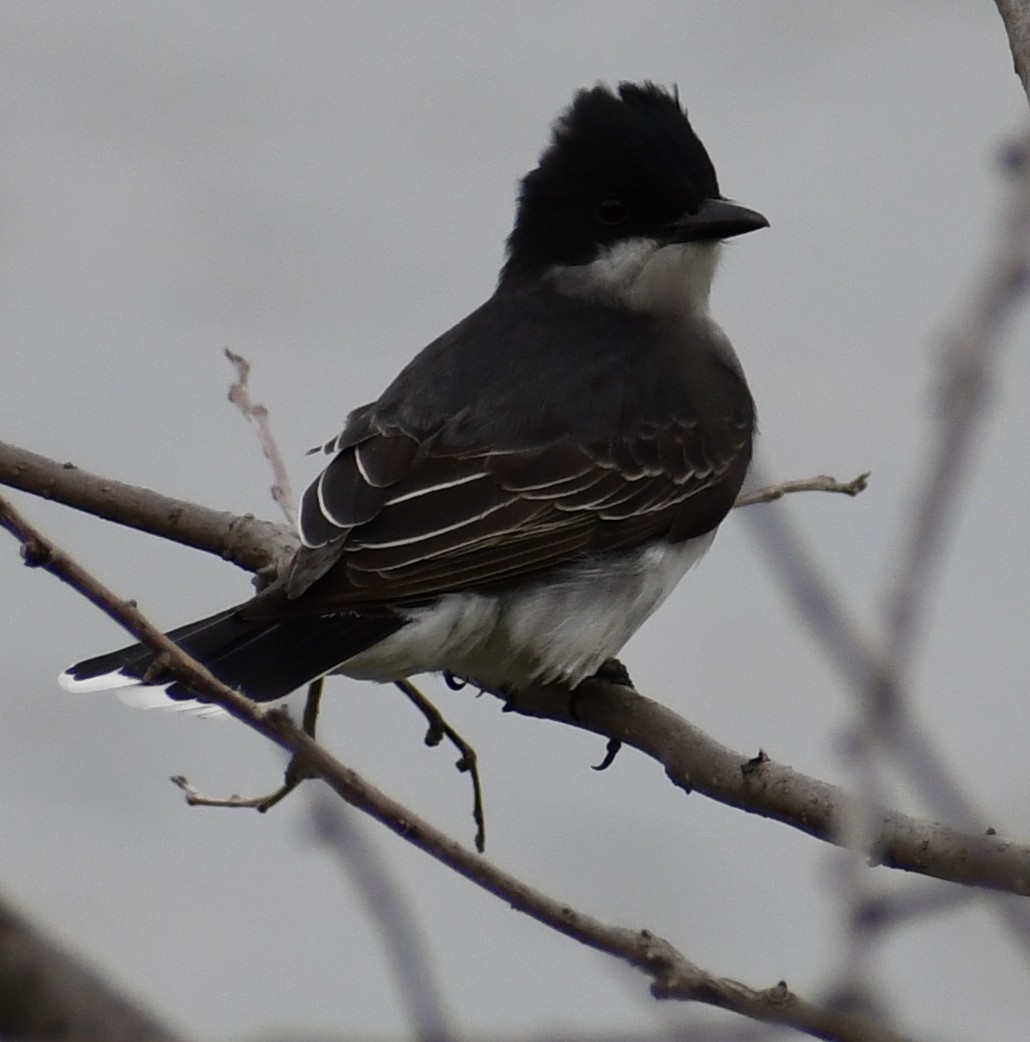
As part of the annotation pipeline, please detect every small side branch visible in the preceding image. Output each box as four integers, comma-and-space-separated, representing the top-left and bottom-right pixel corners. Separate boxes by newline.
170, 775, 271, 809
735, 472, 869, 509
225, 349, 298, 526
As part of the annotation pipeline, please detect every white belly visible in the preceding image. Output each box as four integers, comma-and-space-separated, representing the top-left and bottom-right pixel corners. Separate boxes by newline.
341, 532, 715, 689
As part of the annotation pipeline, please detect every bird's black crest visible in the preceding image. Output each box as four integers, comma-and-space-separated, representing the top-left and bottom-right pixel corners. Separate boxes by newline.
502, 82, 721, 282
547, 83, 716, 195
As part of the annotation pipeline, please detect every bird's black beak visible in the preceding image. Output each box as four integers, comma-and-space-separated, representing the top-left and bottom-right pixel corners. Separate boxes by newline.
662, 198, 769, 244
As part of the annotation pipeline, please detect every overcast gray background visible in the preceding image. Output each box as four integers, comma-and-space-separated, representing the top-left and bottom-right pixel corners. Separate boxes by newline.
3, 3, 1030, 1040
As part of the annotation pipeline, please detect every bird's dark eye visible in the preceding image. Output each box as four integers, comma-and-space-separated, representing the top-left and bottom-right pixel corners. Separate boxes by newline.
595, 196, 627, 225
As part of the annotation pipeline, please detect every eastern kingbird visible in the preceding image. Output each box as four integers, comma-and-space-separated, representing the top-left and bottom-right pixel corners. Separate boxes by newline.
60, 82, 767, 711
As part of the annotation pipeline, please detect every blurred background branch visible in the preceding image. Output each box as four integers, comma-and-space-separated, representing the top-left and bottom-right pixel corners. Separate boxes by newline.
0, 891, 190, 1042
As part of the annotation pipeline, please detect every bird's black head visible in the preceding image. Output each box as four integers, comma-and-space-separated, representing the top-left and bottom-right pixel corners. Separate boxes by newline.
499, 82, 766, 297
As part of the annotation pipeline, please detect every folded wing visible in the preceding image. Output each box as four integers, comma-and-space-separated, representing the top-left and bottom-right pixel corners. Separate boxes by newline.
283, 408, 750, 608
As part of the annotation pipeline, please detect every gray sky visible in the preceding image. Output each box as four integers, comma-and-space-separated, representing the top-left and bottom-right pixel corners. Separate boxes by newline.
2, 3, 1029, 1040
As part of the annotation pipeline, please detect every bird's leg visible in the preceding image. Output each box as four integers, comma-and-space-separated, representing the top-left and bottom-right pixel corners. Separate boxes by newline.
256, 677, 325, 811
394, 678, 487, 853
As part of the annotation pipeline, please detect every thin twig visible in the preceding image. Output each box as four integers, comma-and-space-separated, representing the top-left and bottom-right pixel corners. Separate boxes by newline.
225, 348, 298, 526
734, 473, 869, 509
169, 775, 270, 809
259, 678, 326, 811
0, 490, 923, 1041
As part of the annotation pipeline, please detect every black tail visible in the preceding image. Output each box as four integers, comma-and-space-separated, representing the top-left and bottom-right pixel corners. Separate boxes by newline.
60, 606, 405, 705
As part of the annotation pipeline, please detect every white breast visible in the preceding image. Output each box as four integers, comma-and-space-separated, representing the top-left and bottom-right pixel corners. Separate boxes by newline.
341, 532, 716, 690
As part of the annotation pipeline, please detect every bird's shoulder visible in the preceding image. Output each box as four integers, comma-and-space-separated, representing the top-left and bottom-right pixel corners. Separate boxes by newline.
373, 283, 748, 448
278, 285, 754, 605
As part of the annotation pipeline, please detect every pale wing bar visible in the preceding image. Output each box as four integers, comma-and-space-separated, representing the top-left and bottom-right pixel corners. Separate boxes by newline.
293, 420, 746, 604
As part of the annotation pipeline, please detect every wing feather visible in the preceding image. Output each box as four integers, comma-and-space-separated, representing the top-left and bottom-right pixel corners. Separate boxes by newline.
287, 414, 750, 605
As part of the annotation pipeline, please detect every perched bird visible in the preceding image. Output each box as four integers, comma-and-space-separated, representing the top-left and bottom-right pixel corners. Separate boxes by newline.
60, 81, 767, 711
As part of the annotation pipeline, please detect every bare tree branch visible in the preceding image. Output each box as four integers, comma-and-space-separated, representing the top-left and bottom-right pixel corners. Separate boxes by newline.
0, 437, 295, 574
742, 125, 1030, 976
741, 463, 1030, 961
738, 473, 993, 832
0, 490, 926, 1042
856, 128, 1030, 972
0, 364, 1020, 1035
495, 680, 1030, 896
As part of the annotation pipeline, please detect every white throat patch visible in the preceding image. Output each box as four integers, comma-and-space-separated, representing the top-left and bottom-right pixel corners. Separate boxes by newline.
547, 238, 721, 317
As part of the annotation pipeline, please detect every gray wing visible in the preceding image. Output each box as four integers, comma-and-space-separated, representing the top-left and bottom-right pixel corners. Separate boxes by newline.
284, 409, 751, 607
